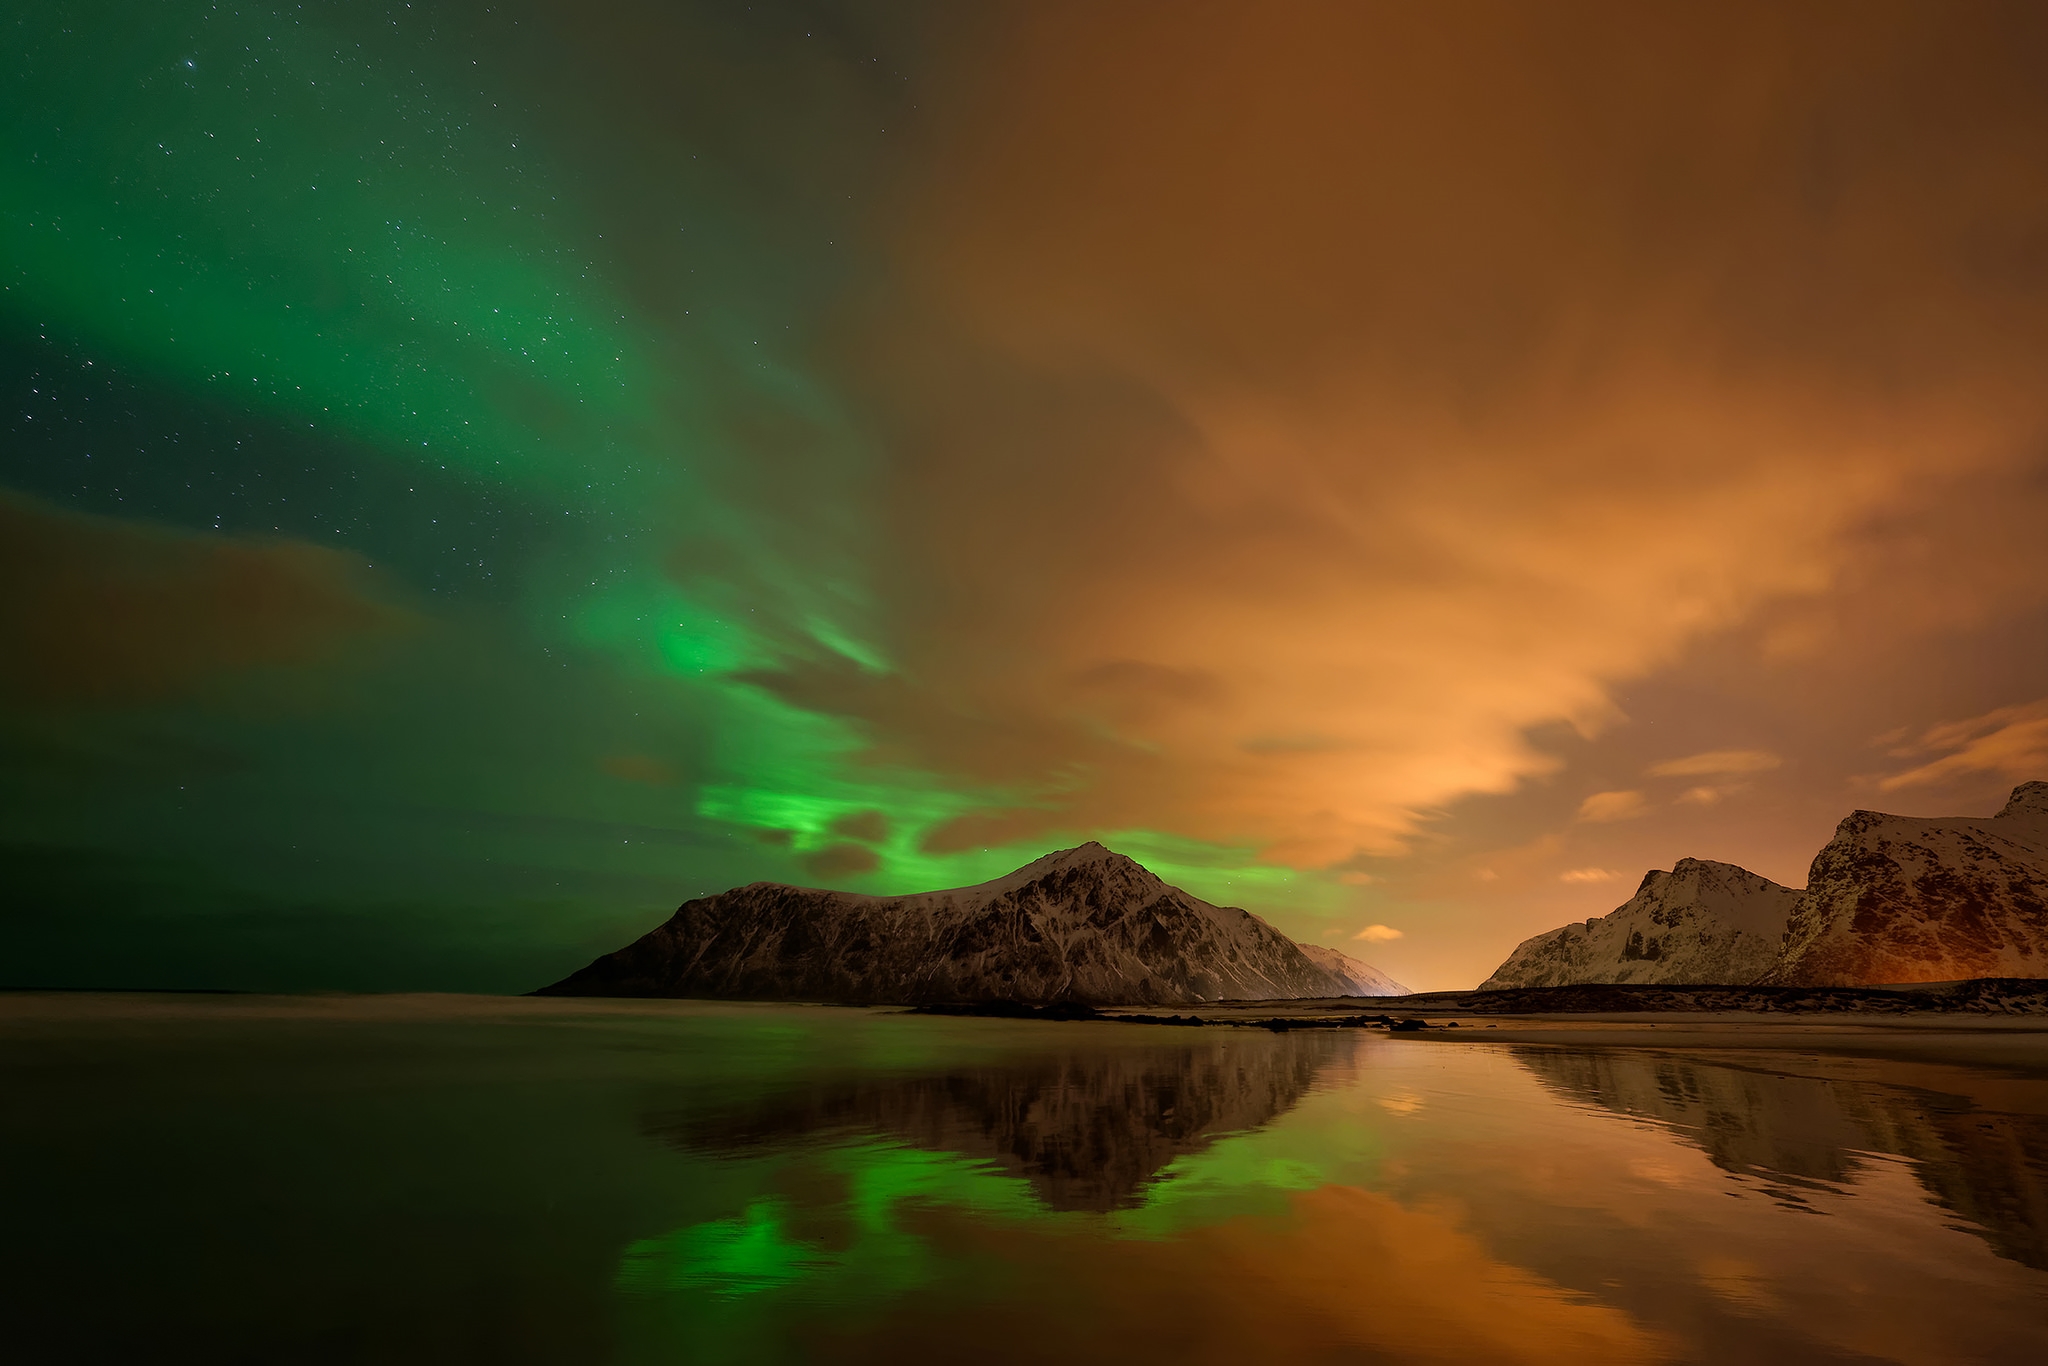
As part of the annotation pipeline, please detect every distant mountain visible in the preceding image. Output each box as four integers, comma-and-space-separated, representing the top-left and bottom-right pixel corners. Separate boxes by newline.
1762, 780, 2048, 986
1481, 858, 1799, 989
1479, 781, 2048, 989
538, 842, 1408, 1005
1298, 942, 1412, 996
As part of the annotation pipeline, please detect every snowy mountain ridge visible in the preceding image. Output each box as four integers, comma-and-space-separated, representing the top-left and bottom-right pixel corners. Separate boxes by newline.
1481, 858, 1800, 989
1482, 781, 2048, 989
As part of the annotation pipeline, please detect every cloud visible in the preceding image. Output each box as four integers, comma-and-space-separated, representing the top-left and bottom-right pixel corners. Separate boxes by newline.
1576, 790, 1648, 823
1879, 699, 2048, 791
802, 843, 880, 881
0, 489, 410, 707
1647, 750, 1781, 777
1337, 871, 1378, 886
1353, 923, 1403, 942
1560, 868, 1621, 884
818, 0, 2048, 869
830, 809, 892, 843
1674, 786, 1725, 806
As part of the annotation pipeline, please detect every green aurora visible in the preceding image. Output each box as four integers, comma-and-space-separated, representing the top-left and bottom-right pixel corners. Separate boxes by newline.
2, 2, 1330, 990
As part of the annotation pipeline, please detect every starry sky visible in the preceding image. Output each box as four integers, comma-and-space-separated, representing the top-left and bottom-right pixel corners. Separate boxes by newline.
8, 1, 2048, 992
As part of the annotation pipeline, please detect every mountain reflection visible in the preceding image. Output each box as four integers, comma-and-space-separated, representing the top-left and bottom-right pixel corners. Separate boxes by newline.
646, 1030, 1353, 1211
1513, 1046, 2048, 1270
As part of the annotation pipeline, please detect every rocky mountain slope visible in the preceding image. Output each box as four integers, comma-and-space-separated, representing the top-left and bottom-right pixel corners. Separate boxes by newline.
538, 842, 1408, 1005
1763, 781, 2048, 985
1481, 781, 2048, 988
1481, 858, 1800, 989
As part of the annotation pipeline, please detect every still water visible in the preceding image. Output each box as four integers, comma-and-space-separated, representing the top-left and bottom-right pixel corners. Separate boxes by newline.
3, 995, 2044, 1364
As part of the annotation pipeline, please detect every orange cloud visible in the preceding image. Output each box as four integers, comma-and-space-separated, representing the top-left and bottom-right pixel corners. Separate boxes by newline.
1577, 791, 1649, 823
830, 809, 892, 843
802, 0, 2048, 869
803, 843, 880, 881
1648, 750, 1781, 777
1353, 924, 1403, 943
0, 489, 410, 707
1879, 699, 2048, 791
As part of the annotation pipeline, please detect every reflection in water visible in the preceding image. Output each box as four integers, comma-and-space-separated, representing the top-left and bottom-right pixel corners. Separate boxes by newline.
620, 1032, 1357, 1315
6, 997, 2047, 1364
648, 1030, 1351, 1210
619, 1024, 2048, 1366
619, 1029, 1671, 1366
1514, 1047, 2048, 1270
806, 1183, 1669, 1366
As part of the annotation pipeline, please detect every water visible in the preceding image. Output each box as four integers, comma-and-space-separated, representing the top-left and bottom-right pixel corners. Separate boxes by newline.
3, 995, 2044, 1364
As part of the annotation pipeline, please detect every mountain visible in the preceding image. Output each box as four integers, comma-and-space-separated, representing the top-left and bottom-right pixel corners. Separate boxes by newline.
1481, 858, 1800, 989
538, 842, 1408, 1005
1762, 780, 2048, 986
1478, 781, 2048, 989
1298, 942, 1413, 996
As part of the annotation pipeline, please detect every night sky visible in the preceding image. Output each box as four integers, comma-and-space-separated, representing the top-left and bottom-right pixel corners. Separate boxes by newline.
8, 1, 2048, 992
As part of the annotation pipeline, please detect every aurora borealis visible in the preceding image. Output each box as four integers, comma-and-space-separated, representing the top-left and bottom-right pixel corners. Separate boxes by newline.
8, 2, 2048, 991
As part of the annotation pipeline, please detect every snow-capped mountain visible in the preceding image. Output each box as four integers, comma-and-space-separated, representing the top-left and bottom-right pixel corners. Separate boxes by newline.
1298, 942, 1413, 996
1763, 781, 2048, 985
1481, 858, 1800, 989
1479, 781, 2048, 988
538, 842, 1409, 1004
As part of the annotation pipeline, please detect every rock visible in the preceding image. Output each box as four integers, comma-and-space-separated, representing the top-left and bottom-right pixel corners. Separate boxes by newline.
1481, 858, 1799, 988
1762, 781, 2048, 985
536, 842, 1408, 1005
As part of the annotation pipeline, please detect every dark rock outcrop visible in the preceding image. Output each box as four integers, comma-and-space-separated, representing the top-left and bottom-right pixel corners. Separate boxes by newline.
1379, 978, 2048, 1015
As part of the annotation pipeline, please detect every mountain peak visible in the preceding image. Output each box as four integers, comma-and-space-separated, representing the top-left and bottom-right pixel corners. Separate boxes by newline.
1997, 781, 2048, 821
1018, 841, 1144, 877
1671, 856, 1749, 876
